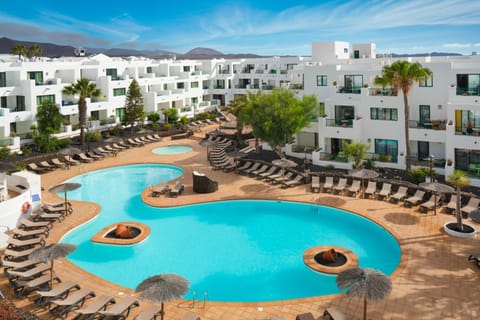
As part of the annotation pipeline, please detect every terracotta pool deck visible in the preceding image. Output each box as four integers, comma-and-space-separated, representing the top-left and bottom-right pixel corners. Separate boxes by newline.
2, 126, 480, 319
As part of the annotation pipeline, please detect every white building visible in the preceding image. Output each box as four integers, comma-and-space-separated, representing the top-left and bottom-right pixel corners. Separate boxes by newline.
1, 41, 480, 185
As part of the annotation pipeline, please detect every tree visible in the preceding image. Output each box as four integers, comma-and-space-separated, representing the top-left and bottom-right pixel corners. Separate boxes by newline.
375, 61, 432, 170
11, 44, 25, 60
447, 170, 470, 232
242, 87, 318, 158
62, 79, 102, 145
226, 95, 247, 142
162, 108, 178, 125
36, 99, 64, 134
123, 79, 145, 133
343, 141, 369, 169
27, 44, 42, 61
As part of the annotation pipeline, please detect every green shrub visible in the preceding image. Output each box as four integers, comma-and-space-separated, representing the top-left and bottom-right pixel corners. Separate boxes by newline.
86, 131, 102, 142
57, 138, 71, 149
409, 167, 435, 184
109, 126, 121, 136
164, 123, 172, 131
152, 123, 160, 131
147, 113, 160, 123
363, 159, 375, 169
325, 164, 335, 170
15, 162, 26, 171
21, 145, 32, 157
0, 146, 10, 160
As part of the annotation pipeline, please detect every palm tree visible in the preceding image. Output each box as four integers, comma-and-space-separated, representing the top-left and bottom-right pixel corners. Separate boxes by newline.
375, 61, 432, 170
11, 44, 26, 60
226, 95, 247, 142
447, 170, 470, 232
27, 44, 42, 61
62, 79, 102, 145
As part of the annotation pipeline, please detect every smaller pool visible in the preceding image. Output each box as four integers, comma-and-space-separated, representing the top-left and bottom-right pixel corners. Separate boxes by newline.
152, 145, 193, 155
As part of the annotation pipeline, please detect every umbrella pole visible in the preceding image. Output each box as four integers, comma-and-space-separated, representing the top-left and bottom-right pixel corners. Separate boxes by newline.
64, 192, 68, 214
434, 193, 437, 215
50, 260, 54, 288
364, 296, 367, 320
161, 302, 165, 320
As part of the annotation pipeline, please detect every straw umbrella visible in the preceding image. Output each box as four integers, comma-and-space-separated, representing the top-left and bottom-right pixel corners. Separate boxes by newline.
49, 182, 81, 213
136, 274, 189, 320
336, 267, 392, 320
199, 139, 215, 160
349, 169, 379, 198
419, 182, 454, 215
226, 150, 247, 170
29, 243, 77, 287
0, 162, 15, 200
59, 147, 81, 169
272, 158, 297, 179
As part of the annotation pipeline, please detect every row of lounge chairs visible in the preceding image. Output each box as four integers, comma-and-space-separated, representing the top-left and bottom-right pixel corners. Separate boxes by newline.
310, 175, 480, 216
150, 180, 185, 198
185, 118, 221, 132
235, 160, 305, 188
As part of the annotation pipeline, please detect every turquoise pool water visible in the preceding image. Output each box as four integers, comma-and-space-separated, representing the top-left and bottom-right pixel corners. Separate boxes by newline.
152, 145, 193, 155
61, 164, 401, 302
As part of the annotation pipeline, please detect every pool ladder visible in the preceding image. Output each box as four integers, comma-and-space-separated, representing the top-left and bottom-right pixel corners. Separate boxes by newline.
190, 290, 208, 309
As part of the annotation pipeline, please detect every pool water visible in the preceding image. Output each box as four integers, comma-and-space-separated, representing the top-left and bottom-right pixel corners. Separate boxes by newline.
61, 164, 401, 302
152, 145, 193, 155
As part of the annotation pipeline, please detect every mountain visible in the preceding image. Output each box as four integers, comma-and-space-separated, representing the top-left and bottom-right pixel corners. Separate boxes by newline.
185, 47, 223, 55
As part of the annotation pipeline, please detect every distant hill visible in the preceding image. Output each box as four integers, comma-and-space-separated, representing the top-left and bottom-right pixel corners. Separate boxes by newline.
185, 47, 223, 55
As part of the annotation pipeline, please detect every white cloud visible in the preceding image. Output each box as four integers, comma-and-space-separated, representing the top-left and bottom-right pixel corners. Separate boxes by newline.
443, 43, 472, 48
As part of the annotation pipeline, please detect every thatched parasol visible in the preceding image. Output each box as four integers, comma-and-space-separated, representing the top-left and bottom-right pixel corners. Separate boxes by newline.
419, 182, 455, 215
336, 267, 392, 320
272, 158, 297, 179
29, 243, 77, 287
349, 169, 379, 198
136, 274, 189, 320
49, 182, 81, 213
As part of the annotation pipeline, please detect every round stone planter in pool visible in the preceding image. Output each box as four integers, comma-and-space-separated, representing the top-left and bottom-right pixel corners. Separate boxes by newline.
152, 145, 193, 155
443, 222, 477, 238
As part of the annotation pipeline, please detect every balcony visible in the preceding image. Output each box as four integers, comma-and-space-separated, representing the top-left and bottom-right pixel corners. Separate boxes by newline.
337, 86, 361, 94
319, 152, 348, 163
455, 125, 480, 136
291, 145, 316, 153
409, 120, 446, 130
325, 118, 353, 128
367, 153, 398, 163
456, 87, 480, 96
368, 88, 397, 96
409, 156, 446, 168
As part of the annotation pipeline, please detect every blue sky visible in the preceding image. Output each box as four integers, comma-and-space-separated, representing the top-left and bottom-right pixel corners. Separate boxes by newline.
1, 0, 480, 56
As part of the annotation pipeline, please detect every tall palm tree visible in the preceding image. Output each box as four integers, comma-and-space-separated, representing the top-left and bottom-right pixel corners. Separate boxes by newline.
226, 95, 247, 142
375, 61, 432, 170
447, 170, 470, 232
11, 44, 26, 60
62, 79, 102, 145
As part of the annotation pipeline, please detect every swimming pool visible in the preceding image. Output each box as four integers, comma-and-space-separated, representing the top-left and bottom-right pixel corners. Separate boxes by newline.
61, 164, 401, 302
152, 145, 193, 155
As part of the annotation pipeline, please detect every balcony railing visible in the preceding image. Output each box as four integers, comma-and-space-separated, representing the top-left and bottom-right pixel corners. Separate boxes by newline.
261, 85, 274, 90
369, 88, 397, 96
366, 152, 398, 163
11, 106, 26, 112
409, 120, 446, 130
409, 156, 446, 168
455, 126, 480, 136
291, 145, 316, 153
337, 86, 361, 94
319, 152, 348, 162
325, 119, 353, 128
456, 87, 480, 96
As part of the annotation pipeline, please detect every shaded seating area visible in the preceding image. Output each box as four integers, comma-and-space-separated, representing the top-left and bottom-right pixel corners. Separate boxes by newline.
404, 190, 426, 207
193, 171, 218, 193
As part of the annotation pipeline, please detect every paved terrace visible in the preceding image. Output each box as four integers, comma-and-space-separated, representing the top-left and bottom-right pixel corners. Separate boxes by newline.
1, 124, 480, 320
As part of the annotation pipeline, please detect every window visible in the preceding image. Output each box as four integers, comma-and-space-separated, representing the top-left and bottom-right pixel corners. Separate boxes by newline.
28, 71, 43, 85
113, 88, 126, 96
36, 94, 55, 106
374, 139, 398, 162
146, 67, 153, 73
191, 97, 198, 104
106, 68, 117, 78
344, 75, 363, 93
0, 72, 6, 87
191, 81, 199, 89
456, 74, 480, 95
419, 75, 433, 87
370, 107, 398, 121
316, 75, 327, 86
116, 108, 125, 122
319, 102, 325, 116
183, 66, 190, 72
16, 96, 25, 109
0, 96, 6, 108
177, 82, 184, 89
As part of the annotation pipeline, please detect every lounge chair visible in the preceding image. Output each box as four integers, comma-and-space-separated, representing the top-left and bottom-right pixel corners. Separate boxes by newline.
461, 197, 480, 217
96, 147, 114, 156
96, 297, 139, 319
363, 181, 377, 199
27, 163, 49, 174
72, 294, 116, 320
150, 183, 170, 197
404, 190, 426, 207
87, 151, 104, 160
7, 236, 45, 250
249, 164, 269, 177
127, 138, 143, 147
76, 153, 95, 163
281, 175, 304, 188
6, 263, 51, 283
345, 180, 361, 197
51, 158, 67, 169
242, 162, 261, 175
13, 274, 61, 297
444, 195, 457, 214
322, 176, 334, 193
39, 161, 55, 171
212, 159, 234, 171
389, 186, 408, 203
105, 145, 121, 154
296, 313, 315, 320
3, 247, 38, 261
332, 178, 347, 195
1, 258, 39, 272
257, 166, 278, 180
133, 305, 163, 320
169, 181, 185, 197
419, 194, 438, 213
376, 183, 392, 200
11, 227, 49, 239
49, 288, 96, 319
113, 142, 129, 150
33, 280, 81, 308
310, 176, 320, 193
236, 161, 252, 173
32, 210, 65, 223
64, 155, 81, 166
43, 203, 72, 214
271, 171, 294, 184
19, 218, 53, 231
